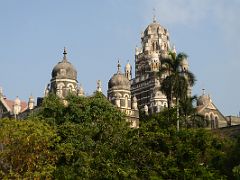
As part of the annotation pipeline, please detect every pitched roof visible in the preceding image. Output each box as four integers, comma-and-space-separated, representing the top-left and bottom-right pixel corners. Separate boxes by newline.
0, 97, 28, 113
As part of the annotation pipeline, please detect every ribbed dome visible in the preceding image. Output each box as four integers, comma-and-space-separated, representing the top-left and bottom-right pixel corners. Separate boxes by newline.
51, 48, 77, 80
144, 21, 165, 35
108, 72, 130, 90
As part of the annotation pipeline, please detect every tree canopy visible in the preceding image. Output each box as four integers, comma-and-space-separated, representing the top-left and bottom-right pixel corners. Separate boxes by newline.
0, 92, 239, 179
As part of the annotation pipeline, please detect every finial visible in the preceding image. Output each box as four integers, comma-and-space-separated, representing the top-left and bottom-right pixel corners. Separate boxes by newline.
153, 8, 157, 23
117, 60, 121, 73
202, 88, 205, 95
63, 47, 67, 62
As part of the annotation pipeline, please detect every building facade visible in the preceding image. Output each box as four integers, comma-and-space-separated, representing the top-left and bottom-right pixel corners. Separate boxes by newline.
108, 61, 139, 128
131, 17, 177, 114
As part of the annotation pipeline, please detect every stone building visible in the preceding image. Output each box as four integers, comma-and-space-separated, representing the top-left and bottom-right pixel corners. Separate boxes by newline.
45, 48, 84, 99
108, 61, 139, 128
196, 89, 228, 129
1, 17, 237, 130
0, 87, 31, 119
131, 17, 183, 114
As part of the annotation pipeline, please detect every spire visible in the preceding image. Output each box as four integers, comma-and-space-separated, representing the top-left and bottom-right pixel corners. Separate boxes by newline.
153, 8, 157, 23
63, 47, 68, 62
117, 60, 121, 73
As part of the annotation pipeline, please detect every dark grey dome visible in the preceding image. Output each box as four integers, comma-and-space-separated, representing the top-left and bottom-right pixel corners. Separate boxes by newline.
108, 72, 130, 90
51, 49, 77, 80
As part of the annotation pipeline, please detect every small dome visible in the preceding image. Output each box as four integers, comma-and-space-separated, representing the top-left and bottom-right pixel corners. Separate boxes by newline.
125, 61, 131, 71
197, 94, 210, 106
51, 48, 77, 80
108, 61, 130, 90
108, 73, 130, 90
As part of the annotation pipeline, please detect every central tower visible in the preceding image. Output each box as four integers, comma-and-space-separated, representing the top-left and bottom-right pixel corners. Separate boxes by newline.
131, 18, 171, 113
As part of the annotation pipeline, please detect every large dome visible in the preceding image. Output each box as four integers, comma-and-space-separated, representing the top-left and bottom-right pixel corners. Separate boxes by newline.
144, 20, 166, 35
51, 49, 77, 80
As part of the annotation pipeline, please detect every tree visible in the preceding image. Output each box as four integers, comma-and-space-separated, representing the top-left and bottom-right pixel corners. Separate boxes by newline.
179, 95, 209, 128
159, 51, 196, 108
0, 118, 59, 179
159, 51, 196, 131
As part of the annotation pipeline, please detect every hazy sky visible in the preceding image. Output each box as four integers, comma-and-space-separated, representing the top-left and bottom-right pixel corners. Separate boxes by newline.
0, 0, 239, 116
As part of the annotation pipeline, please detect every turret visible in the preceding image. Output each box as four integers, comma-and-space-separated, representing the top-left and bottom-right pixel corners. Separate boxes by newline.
125, 61, 132, 80
13, 96, 21, 117
28, 95, 35, 110
96, 80, 102, 92
132, 96, 138, 110
77, 84, 85, 96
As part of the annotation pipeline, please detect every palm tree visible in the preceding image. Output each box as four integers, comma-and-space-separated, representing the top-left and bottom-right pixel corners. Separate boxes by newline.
159, 51, 196, 131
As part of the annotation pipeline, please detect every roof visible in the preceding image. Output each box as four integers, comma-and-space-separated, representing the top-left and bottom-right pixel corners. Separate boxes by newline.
0, 97, 28, 113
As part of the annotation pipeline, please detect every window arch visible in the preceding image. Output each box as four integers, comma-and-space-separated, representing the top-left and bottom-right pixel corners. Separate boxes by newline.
67, 83, 74, 92
215, 116, 219, 128
210, 113, 215, 129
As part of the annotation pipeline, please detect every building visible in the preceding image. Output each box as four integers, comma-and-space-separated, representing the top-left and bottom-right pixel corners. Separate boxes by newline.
107, 61, 139, 128
131, 17, 191, 114
196, 89, 228, 128
45, 48, 139, 127
0, 16, 237, 130
44, 47, 83, 99
0, 87, 30, 119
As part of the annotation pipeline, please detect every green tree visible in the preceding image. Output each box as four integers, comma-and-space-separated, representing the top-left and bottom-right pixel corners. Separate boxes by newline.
179, 95, 209, 128
0, 118, 59, 179
159, 51, 196, 107
159, 51, 196, 130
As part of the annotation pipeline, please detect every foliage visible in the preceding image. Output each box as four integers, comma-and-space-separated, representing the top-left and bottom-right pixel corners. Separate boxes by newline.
159, 51, 196, 108
0, 93, 238, 179
0, 118, 59, 179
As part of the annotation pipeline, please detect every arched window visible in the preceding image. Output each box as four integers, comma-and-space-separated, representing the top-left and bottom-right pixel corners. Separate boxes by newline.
124, 94, 129, 108
57, 83, 65, 98
215, 116, 219, 128
210, 113, 215, 129
67, 83, 74, 92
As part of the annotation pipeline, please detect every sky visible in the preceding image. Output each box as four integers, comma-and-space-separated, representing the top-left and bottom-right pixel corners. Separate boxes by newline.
0, 0, 239, 116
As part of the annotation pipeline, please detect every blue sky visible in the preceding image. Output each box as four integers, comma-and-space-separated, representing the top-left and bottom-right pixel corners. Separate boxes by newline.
0, 0, 239, 116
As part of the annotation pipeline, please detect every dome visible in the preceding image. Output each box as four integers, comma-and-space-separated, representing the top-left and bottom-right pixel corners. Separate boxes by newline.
125, 61, 131, 71
144, 21, 165, 35
51, 48, 77, 80
197, 94, 210, 106
108, 62, 130, 90
108, 73, 130, 90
